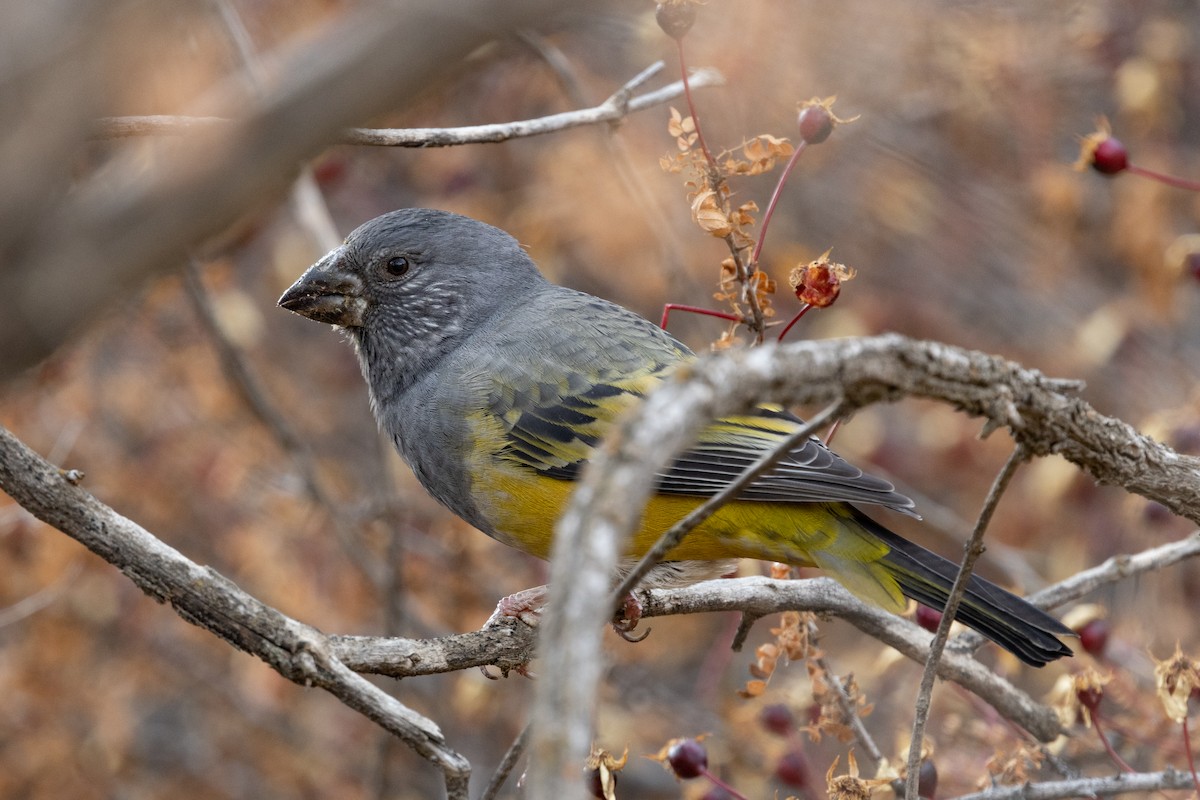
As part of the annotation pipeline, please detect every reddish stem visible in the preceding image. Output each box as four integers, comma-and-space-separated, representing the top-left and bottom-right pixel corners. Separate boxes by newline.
751, 141, 807, 266
699, 767, 749, 800
661, 303, 742, 330
677, 38, 715, 167
1092, 714, 1135, 773
1127, 163, 1200, 191
1184, 713, 1200, 796
777, 303, 813, 341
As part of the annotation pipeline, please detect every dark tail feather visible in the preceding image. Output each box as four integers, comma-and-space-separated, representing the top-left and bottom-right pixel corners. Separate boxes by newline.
854, 510, 1074, 667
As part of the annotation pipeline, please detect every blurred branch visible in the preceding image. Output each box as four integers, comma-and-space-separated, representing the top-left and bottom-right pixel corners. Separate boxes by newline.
90, 65, 724, 147
1, 0, 564, 382
209, 0, 342, 251
0, 423, 471, 799
182, 264, 389, 588
530, 333, 1200, 797
949, 767, 1196, 799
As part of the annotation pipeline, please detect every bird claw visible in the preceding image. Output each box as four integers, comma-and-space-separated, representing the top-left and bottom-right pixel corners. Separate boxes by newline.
484, 585, 549, 630
611, 592, 651, 642
479, 663, 537, 680
479, 587, 548, 679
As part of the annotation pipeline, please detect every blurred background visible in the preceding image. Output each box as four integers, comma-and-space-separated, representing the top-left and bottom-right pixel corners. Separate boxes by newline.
2, 0, 1199, 797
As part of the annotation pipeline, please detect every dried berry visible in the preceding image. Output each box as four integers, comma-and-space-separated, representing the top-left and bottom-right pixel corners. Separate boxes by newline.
796, 97, 856, 145
797, 103, 834, 144
773, 749, 812, 789
667, 738, 708, 779
759, 703, 796, 737
655, 2, 696, 40
917, 758, 939, 800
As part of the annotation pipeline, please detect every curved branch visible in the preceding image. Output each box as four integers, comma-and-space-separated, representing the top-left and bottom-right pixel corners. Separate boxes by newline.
529, 334, 1200, 796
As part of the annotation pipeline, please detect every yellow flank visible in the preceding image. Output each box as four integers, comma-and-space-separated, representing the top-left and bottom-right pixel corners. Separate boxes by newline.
471, 446, 908, 614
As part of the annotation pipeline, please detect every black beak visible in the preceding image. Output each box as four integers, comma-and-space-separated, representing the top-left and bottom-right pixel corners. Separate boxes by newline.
278, 248, 365, 327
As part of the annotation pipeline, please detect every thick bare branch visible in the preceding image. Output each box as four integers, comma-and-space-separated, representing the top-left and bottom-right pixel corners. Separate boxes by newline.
0, 424, 471, 798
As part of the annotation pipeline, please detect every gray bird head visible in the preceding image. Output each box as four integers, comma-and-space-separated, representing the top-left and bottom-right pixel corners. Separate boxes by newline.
279, 208, 547, 395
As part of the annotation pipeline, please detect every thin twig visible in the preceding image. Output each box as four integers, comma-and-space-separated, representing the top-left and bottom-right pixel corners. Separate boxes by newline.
0, 560, 81, 628
182, 264, 388, 589
480, 723, 530, 800
90, 66, 724, 146
904, 445, 1029, 799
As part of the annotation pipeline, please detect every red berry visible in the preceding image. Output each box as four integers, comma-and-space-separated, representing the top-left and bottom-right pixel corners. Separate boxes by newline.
1076, 618, 1111, 657
774, 749, 812, 789
667, 738, 708, 779
759, 703, 796, 736
1091, 137, 1128, 175
797, 104, 834, 144
655, 2, 696, 40
915, 604, 943, 633
918, 759, 939, 800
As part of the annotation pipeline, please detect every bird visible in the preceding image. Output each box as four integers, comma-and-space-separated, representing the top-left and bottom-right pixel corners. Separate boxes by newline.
278, 208, 1073, 667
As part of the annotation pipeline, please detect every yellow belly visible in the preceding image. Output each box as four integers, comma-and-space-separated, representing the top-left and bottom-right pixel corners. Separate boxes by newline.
474, 461, 841, 567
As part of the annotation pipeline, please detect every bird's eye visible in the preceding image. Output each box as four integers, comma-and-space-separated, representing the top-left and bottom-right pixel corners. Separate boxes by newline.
384, 256, 410, 277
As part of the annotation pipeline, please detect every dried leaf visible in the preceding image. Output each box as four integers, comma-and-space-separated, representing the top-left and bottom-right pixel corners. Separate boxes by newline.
1153, 643, 1200, 723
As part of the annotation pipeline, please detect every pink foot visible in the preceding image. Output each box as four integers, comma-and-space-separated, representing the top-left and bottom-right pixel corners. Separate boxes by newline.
484, 585, 549, 629
479, 586, 548, 679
